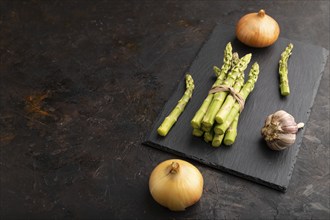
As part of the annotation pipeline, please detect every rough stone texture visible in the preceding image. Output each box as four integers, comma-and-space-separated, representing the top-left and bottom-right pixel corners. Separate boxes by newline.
0, 0, 329, 219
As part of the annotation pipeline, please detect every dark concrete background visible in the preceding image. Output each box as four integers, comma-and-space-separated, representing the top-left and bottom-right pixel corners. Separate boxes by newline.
0, 0, 329, 219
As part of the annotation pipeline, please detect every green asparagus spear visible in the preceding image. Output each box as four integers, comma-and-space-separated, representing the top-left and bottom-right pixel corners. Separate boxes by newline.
231, 52, 240, 67
202, 53, 252, 128
201, 123, 212, 132
192, 128, 204, 137
223, 114, 239, 145
190, 43, 233, 129
204, 129, 214, 143
218, 42, 234, 77
279, 43, 293, 96
212, 133, 225, 147
213, 65, 222, 78
214, 62, 260, 135
157, 74, 195, 136
215, 70, 245, 124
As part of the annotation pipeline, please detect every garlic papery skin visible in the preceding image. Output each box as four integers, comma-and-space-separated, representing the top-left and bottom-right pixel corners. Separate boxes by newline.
149, 159, 203, 211
236, 9, 280, 48
261, 110, 304, 151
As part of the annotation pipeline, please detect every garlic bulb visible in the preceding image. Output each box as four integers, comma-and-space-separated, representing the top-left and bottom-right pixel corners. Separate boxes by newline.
149, 159, 203, 211
261, 110, 304, 151
236, 9, 280, 48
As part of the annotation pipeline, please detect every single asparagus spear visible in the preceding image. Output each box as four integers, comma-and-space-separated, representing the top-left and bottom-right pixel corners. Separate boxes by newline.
202, 53, 252, 128
204, 129, 214, 143
212, 133, 225, 147
279, 43, 293, 96
231, 52, 240, 67
157, 74, 195, 136
190, 43, 233, 129
218, 42, 234, 77
192, 128, 204, 137
213, 49, 239, 77
215, 70, 245, 124
214, 62, 260, 135
223, 114, 239, 145
213, 65, 222, 78
201, 123, 212, 132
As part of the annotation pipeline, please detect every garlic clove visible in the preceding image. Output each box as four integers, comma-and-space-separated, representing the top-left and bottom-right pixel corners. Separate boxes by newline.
276, 133, 296, 145
281, 124, 299, 134
267, 140, 286, 151
266, 133, 296, 151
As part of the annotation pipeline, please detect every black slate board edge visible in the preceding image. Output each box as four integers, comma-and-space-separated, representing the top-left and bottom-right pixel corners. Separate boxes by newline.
142, 22, 329, 192
284, 47, 329, 190
142, 46, 329, 192
142, 140, 286, 192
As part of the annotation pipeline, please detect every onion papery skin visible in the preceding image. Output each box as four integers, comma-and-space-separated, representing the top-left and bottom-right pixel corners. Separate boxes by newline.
148, 159, 204, 211
236, 9, 280, 48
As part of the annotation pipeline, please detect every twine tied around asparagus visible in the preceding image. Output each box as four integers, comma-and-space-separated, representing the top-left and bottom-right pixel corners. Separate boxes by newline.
209, 85, 245, 112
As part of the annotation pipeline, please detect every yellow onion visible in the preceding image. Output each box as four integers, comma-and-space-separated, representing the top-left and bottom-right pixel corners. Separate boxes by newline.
148, 159, 203, 211
236, 9, 280, 48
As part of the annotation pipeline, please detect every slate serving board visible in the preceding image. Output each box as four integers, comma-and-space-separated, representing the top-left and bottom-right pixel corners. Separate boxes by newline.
143, 23, 329, 191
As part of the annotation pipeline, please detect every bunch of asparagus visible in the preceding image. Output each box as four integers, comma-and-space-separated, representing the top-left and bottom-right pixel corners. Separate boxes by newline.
191, 42, 260, 147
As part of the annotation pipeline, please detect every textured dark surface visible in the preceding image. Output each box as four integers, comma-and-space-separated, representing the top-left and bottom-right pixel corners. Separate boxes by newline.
144, 23, 328, 192
0, 0, 329, 219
